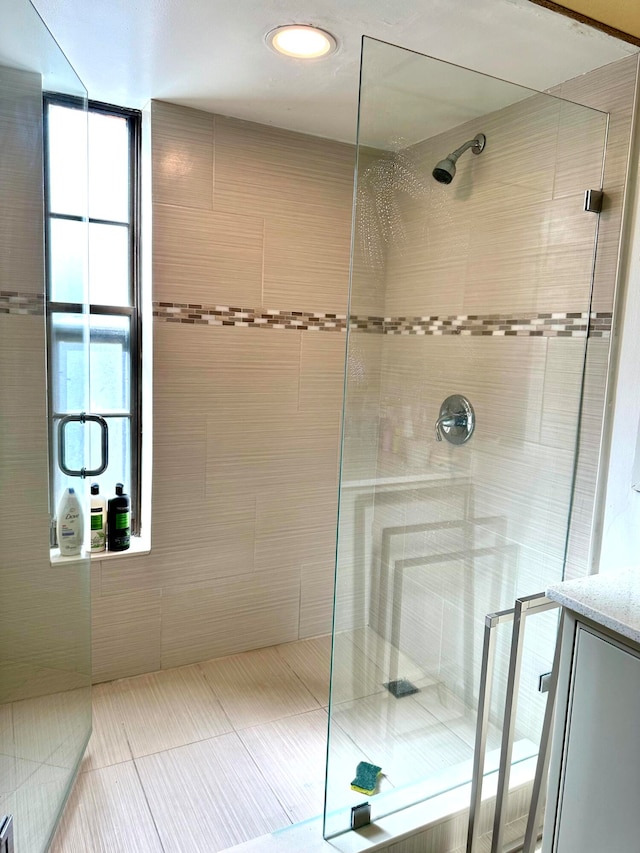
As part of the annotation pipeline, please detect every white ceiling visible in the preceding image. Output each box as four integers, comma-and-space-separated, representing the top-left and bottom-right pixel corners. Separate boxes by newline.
27, 0, 638, 143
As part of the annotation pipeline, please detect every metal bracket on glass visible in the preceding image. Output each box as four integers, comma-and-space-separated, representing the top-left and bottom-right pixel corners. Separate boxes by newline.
583, 188, 603, 214
435, 394, 475, 445
350, 802, 371, 830
57, 413, 109, 478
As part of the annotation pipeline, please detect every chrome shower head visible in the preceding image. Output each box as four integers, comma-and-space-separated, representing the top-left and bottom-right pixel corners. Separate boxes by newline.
432, 133, 486, 184
432, 157, 457, 184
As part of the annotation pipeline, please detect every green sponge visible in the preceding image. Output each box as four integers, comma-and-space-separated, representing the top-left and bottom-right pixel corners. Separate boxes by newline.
351, 761, 382, 795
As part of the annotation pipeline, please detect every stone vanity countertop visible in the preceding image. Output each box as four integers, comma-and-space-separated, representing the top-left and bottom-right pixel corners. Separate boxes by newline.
547, 568, 640, 645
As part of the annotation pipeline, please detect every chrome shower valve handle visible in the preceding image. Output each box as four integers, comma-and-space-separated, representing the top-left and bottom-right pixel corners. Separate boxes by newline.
434, 413, 458, 441
434, 394, 475, 445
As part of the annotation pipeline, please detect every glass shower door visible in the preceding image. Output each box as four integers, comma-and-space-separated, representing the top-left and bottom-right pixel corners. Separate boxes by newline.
324, 37, 607, 840
0, 1, 92, 850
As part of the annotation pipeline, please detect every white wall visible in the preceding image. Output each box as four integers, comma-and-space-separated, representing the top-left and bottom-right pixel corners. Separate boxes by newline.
598, 103, 640, 572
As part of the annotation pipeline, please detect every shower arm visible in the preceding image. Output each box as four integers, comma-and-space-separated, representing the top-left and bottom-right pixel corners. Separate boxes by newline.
448, 137, 482, 163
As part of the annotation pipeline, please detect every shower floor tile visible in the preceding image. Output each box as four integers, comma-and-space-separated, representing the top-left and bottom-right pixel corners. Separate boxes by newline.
238, 708, 339, 823
111, 662, 234, 757
348, 625, 440, 689
50, 636, 487, 853
411, 680, 503, 751
199, 644, 321, 729
275, 632, 388, 706
274, 635, 333, 704
136, 732, 289, 851
50, 761, 164, 853
81, 683, 132, 771
330, 691, 473, 789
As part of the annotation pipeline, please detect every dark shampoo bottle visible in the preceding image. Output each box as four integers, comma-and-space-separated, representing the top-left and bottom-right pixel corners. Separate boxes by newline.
107, 483, 131, 551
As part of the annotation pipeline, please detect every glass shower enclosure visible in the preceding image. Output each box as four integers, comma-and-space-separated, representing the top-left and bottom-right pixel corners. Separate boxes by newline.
324, 38, 607, 842
0, 1, 92, 850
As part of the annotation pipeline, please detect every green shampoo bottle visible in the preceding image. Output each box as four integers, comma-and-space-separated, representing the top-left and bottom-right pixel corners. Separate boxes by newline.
107, 483, 131, 551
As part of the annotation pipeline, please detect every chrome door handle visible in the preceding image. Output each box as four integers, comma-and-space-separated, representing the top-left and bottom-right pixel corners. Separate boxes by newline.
434, 395, 475, 445
57, 413, 109, 477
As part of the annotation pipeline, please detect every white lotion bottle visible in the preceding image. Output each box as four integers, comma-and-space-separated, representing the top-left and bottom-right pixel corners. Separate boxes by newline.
90, 483, 107, 552
56, 487, 84, 556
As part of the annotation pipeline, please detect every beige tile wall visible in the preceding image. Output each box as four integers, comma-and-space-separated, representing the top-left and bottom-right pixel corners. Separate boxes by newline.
0, 317, 89, 679
382, 93, 607, 317
93, 55, 637, 682
93, 102, 355, 679
0, 65, 91, 688
334, 55, 637, 739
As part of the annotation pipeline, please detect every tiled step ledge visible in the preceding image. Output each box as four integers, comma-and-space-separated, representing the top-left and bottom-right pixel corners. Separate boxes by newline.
222, 753, 538, 853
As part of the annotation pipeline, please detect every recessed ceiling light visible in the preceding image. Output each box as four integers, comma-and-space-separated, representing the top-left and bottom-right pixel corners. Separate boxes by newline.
267, 25, 337, 59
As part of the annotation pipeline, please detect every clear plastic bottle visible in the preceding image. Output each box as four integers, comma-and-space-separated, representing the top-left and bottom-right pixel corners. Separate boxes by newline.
56, 487, 84, 556
90, 483, 107, 552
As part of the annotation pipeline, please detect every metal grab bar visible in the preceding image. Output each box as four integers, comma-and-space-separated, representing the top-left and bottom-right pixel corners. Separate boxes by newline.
467, 591, 559, 853
521, 612, 564, 853
491, 593, 558, 852
467, 606, 515, 852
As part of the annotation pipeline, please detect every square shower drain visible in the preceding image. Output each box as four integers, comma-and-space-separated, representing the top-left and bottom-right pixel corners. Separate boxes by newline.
384, 678, 419, 698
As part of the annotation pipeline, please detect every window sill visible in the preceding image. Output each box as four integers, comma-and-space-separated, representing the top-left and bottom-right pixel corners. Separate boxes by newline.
50, 535, 151, 566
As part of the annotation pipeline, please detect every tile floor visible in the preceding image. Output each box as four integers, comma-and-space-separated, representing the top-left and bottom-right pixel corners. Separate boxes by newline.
50, 631, 503, 852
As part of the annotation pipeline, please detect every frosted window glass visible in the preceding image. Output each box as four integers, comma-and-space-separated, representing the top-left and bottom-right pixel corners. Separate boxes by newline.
50, 313, 87, 413
89, 112, 129, 222
48, 104, 88, 216
49, 218, 88, 304
89, 418, 131, 501
89, 315, 131, 412
89, 223, 130, 306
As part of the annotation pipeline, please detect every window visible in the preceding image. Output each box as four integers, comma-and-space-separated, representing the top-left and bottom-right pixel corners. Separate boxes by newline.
44, 97, 141, 538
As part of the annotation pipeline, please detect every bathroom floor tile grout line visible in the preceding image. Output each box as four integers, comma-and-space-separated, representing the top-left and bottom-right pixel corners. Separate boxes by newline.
131, 750, 169, 853
272, 643, 327, 703
191, 661, 237, 732
120, 725, 156, 836
233, 726, 298, 826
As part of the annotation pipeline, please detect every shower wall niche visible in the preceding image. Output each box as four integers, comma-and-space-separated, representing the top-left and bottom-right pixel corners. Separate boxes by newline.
325, 39, 638, 841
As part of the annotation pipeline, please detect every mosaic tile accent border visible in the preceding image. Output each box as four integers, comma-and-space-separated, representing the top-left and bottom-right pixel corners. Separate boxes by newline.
384, 311, 612, 338
0, 290, 44, 316
154, 301, 350, 331
153, 302, 612, 338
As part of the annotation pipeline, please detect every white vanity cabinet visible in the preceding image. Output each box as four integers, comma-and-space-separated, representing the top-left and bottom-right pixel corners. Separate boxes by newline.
543, 570, 640, 853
